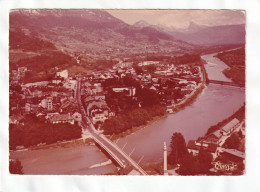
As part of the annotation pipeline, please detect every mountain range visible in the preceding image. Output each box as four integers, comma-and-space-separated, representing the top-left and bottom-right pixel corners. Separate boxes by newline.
9, 9, 245, 68
133, 20, 245, 45
9, 10, 195, 59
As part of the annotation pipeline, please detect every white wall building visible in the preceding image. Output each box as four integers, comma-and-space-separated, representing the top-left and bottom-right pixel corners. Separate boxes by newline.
112, 87, 136, 96
56, 70, 68, 79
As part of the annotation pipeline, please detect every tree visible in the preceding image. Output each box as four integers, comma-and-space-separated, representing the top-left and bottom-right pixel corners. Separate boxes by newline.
224, 133, 240, 150
178, 153, 199, 175
168, 132, 188, 165
133, 64, 143, 74
146, 65, 156, 73
198, 149, 213, 174
9, 159, 23, 174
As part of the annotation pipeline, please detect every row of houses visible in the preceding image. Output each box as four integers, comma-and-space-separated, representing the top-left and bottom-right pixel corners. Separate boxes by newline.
9, 69, 80, 125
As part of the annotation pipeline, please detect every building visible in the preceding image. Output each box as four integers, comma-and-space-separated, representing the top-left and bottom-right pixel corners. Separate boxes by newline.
49, 113, 74, 124
112, 87, 136, 96
63, 79, 77, 90
221, 118, 240, 136
56, 70, 68, 79
92, 111, 109, 124
46, 97, 53, 111
9, 116, 18, 124
18, 67, 27, 74
205, 130, 223, 144
138, 61, 159, 66
187, 140, 219, 159
25, 103, 31, 112
86, 100, 107, 116
52, 77, 63, 84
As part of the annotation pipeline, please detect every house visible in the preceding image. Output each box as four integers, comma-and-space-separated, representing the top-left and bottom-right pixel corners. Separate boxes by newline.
152, 78, 159, 83
18, 67, 27, 75
28, 89, 43, 97
49, 113, 74, 124
25, 103, 31, 112
149, 85, 157, 90
63, 79, 77, 90
40, 98, 47, 108
46, 112, 59, 119
187, 140, 220, 159
92, 111, 108, 124
109, 111, 115, 117
46, 97, 53, 111
56, 70, 68, 79
179, 80, 188, 84
23, 81, 49, 88
112, 87, 136, 96
205, 130, 223, 144
138, 61, 159, 66
9, 116, 18, 124
52, 77, 64, 84
89, 84, 103, 94
221, 118, 240, 136
86, 100, 107, 116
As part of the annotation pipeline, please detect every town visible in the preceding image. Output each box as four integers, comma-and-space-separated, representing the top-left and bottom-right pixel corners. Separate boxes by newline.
9, 58, 203, 141
9, 55, 245, 175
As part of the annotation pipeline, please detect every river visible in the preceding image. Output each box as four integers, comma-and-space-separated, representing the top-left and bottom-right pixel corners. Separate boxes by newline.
10, 52, 245, 174
116, 52, 245, 164
9, 144, 118, 175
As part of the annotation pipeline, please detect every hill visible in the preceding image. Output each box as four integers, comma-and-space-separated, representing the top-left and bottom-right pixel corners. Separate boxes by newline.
10, 10, 194, 58
134, 20, 245, 46
214, 48, 245, 83
169, 24, 245, 45
9, 10, 197, 82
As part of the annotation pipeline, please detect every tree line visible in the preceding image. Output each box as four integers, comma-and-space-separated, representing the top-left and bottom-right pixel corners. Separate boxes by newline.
101, 105, 166, 135
9, 115, 82, 150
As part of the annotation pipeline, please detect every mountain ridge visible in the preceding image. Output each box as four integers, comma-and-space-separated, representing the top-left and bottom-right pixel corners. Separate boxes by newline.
10, 10, 194, 56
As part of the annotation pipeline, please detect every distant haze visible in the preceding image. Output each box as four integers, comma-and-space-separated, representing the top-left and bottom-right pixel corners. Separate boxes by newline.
107, 10, 245, 29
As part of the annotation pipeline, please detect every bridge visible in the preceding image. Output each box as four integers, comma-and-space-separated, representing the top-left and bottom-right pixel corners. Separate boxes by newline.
76, 80, 147, 175
208, 80, 245, 88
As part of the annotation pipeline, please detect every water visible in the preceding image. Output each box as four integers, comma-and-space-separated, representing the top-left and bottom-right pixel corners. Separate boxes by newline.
10, 144, 118, 175
116, 53, 245, 164
117, 84, 244, 164
202, 53, 232, 82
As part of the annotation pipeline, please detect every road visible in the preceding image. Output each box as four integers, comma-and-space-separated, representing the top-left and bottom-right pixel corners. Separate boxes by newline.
75, 79, 147, 175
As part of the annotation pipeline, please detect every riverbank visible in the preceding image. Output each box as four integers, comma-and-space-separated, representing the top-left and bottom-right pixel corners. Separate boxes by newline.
167, 60, 207, 113
109, 114, 168, 141
10, 139, 119, 175
214, 47, 245, 83
11, 137, 95, 152
171, 83, 206, 113
205, 104, 245, 136
108, 75, 206, 139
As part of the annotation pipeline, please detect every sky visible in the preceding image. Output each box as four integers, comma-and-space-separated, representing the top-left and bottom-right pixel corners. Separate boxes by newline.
107, 10, 245, 29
